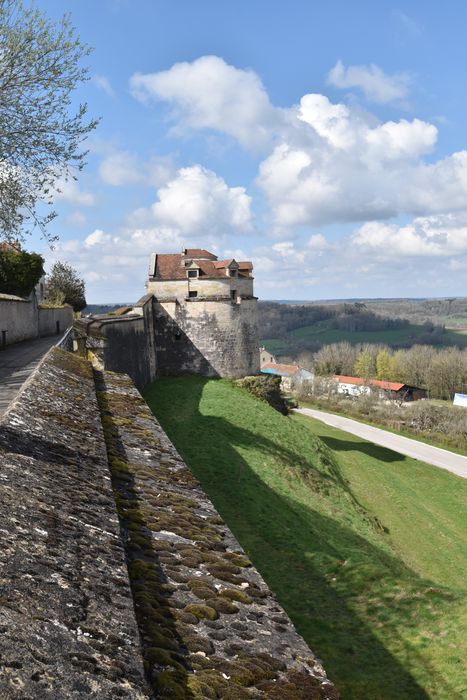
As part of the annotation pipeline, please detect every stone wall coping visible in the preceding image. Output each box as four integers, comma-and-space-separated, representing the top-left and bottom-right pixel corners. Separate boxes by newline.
0, 293, 29, 302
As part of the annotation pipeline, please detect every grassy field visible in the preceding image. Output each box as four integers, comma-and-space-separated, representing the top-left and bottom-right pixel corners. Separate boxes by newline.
263, 322, 467, 355
145, 377, 467, 700
291, 323, 467, 346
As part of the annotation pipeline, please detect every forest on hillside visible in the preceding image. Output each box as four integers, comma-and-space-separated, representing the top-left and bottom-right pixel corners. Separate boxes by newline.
258, 301, 453, 355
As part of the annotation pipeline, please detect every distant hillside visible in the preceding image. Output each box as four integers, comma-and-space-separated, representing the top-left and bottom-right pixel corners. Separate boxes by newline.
271, 297, 467, 326
259, 300, 467, 357
145, 377, 467, 700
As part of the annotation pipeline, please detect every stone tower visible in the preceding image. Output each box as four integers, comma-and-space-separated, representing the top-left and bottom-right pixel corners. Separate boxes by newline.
146, 248, 260, 378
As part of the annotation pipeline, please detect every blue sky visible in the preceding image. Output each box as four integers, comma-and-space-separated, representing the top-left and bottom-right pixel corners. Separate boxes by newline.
31, 1, 467, 302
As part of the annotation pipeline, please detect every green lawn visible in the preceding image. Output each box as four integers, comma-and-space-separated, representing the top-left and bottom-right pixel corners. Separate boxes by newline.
145, 377, 467, 700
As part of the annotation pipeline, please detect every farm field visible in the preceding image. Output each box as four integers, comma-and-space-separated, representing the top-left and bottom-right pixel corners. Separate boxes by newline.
290, 322, 467, 347
263, 322, 467, 356
145, 376, 467, 700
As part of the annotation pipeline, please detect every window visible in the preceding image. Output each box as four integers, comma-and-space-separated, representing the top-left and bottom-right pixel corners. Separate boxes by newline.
188, 269, 198, 278
231, 289, 236, 300
189, 290, 198, 298
229, 269, 237, 277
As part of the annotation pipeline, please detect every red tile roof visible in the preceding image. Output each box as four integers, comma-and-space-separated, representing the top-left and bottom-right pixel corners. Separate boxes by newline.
213, 259, 236, 268
335, 375, 406, 391
153, 251, 253, 280
184, 249, 217, 260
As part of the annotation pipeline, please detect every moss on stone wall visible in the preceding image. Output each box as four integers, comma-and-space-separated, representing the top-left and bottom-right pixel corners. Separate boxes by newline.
95, 369, 338, 699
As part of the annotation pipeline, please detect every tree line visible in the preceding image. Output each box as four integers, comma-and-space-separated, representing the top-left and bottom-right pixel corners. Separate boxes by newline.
259, 301, 411, 340
310, 342, 467, 400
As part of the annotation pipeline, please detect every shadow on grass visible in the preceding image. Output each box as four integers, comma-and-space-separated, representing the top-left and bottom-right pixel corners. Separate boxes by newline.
318, 435, 404, 463
145, 376, 463, 700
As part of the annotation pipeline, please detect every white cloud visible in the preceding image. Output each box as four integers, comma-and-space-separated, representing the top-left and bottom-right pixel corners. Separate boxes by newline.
130, 55, 282, 150
99, 151, 142, 186
64, 211, 87, 227
327, 60, 411, 104
54, 177, 95, 207
99, 150, 175, 187
92, 75, 115, 97
307, 233, 330, 251
257, 102, 457, 228
85, 229, 113, 247
352, 214, 467, 258
146, 165, 253, 236
131, 56, 466, 231
52, 165, 253, 297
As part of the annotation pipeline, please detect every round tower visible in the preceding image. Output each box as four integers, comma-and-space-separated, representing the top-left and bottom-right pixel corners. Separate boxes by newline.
147, 249, 260, 378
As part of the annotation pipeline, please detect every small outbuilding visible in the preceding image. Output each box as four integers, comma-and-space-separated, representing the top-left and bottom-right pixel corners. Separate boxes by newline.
261, 362, 314, 392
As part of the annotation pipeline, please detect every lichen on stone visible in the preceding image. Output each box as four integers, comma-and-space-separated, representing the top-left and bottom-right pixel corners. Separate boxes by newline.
95, 368, 339, 698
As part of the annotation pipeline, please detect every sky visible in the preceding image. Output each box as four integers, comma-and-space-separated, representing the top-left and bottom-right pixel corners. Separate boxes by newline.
29, 0, 467, 303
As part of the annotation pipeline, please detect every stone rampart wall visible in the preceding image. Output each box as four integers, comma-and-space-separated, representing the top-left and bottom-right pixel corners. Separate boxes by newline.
0, 349, 150, 698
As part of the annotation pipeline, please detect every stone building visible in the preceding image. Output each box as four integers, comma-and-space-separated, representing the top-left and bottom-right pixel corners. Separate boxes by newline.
260, 346, 277, 368
147, 248, 260, 378
74, 248, 260, 386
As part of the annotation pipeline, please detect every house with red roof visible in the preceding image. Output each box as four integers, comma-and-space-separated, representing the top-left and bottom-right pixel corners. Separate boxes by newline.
334, 375, 426, 401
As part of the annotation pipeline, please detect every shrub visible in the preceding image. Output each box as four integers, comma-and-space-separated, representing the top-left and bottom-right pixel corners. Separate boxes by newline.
235, 375, 288, 415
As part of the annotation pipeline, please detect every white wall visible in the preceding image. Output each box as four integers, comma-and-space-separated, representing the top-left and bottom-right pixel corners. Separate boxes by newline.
453, 393, 467, 408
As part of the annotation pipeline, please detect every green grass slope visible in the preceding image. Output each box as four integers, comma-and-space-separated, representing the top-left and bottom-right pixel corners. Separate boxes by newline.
144, 377, 467, 700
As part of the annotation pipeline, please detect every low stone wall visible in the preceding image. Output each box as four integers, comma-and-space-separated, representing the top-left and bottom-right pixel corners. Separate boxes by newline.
0, 296, 72, 347
0, 349, 150, 698
0, 294, 38, 345
38, 305, 73, 337
98, 369, 338, 698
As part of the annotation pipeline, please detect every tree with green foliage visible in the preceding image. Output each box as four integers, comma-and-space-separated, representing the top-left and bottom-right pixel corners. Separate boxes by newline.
376, 350, 393, 380
0, 0, 98, 242
0, 247, 44, 297
354, 349, 376, 379
45, 261, 86, 311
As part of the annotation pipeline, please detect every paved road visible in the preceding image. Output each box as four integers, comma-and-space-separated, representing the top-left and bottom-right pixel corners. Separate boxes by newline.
295, 407, 467, 479
0, 336, 58, 418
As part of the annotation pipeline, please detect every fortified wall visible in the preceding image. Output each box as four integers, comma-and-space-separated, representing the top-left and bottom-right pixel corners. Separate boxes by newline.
74, 249, 260, 387
0, 347, 338, 698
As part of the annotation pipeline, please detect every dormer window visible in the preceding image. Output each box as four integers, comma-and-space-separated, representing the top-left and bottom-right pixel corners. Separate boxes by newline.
187, 269, 198, 278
